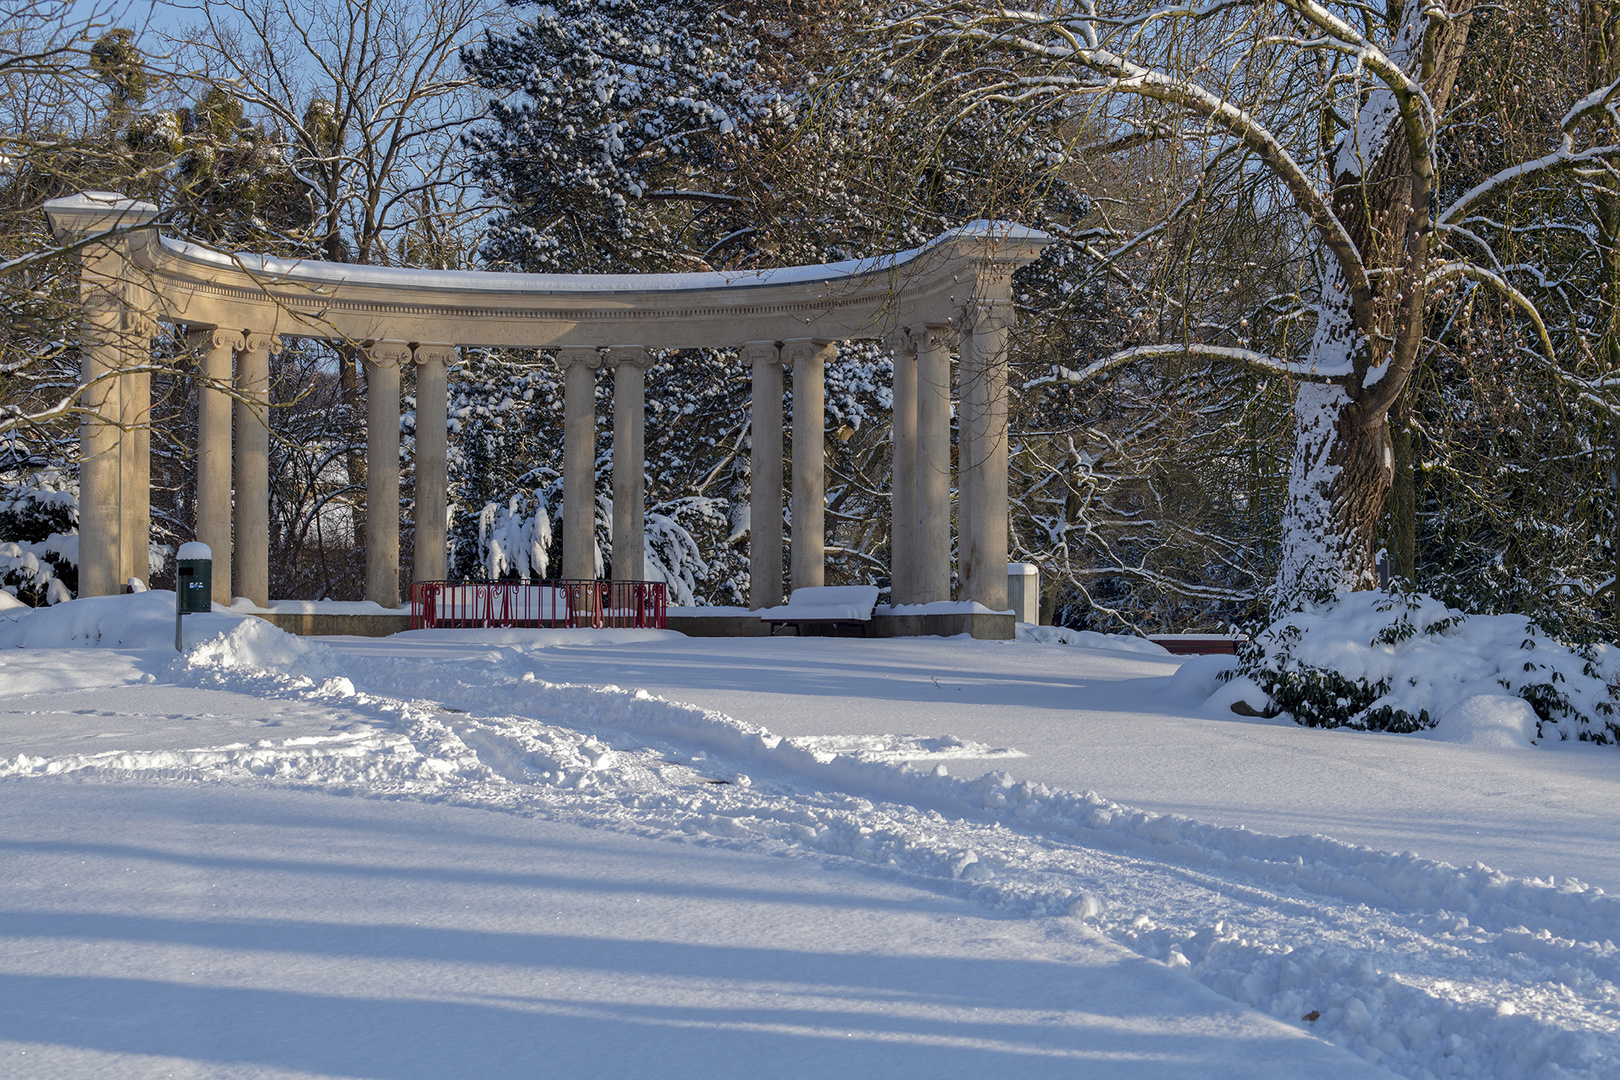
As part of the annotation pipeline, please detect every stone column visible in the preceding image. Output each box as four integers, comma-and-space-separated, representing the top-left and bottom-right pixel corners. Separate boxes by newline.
743, 341, 784, 609
960, 300, 1014, 612
913, 324, 953, 604
956, 319, 977, 601
412, 344, 455, 585
557, 347, 603, 580
606, 347, 651, 581
234, 333, 278, 607
189, 328, 243, 604
785, 339, 835, 592
363, 341, 410, 607
887, 330, 918, 605
44, 192, 160, 598
76, 299, 123, 598
119, 310, 154, 587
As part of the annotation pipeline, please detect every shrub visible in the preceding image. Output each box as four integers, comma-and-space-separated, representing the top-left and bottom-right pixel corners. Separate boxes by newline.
1229, 589, 1620, 741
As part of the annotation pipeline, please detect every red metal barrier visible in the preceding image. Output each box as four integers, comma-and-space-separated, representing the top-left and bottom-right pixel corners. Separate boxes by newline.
408, 579, 667, 631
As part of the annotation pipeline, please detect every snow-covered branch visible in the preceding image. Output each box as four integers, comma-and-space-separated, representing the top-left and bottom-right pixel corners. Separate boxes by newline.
1439, 145, 1620, 227
1032, 344, 1347, 389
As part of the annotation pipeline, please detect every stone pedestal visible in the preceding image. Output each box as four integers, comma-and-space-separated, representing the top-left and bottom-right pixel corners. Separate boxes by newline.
1008, 562, 1039, 624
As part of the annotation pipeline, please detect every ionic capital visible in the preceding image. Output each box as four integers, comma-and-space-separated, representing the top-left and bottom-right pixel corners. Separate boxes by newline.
884, 328, 916, 359
555, 346, 605, 371
412, 343, 458, 367
363, 339, 413, 368
243, 332, 284, 355
741, 341, 783, 367
603, 345, 654, 370
121, 308, 158, 339
187, 327, 246, 353
962, 299, 1016, 333
907, 323, 954, 350
780, 338, 838, 368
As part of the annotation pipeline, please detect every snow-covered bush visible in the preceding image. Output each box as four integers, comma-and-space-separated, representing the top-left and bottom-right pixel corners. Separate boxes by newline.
478, 489, 553, 581
0, 467, 77, 540
1227, 589, 1620, 742
643, 498, 725, 607
0, 469, 79, 604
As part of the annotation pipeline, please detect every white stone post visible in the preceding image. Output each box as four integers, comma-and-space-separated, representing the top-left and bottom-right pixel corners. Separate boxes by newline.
557, 347, 603, 580
607, 347, 651, 581
1008, 562, 1040, 624
363, 341, 409, 607
913, 324, 953, 604
743, 341, 784, 609
234, 333, 278, 607
888, 330, 918, 605
189, 328, 243, 604
412, 344, 454, 586
960, 299, 1014, 612
785, 339, 834, 592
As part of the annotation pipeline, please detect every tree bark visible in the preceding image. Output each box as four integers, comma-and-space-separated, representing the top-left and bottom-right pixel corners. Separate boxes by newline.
1275, 0, 1473, 605
1389, 387, 1416, 583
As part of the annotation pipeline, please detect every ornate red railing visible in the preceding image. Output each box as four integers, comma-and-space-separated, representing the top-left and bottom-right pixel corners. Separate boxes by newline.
409, 579, 667, 631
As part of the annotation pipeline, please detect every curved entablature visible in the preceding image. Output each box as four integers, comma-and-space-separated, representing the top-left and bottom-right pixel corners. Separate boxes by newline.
47, 192, 1052, 349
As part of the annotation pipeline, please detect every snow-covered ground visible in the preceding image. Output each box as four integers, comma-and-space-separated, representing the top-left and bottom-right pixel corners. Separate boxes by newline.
3, 594, 1619, 1078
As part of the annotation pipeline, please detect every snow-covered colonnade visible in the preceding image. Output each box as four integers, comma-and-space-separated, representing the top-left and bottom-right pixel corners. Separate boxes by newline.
45, 191, 1050, 617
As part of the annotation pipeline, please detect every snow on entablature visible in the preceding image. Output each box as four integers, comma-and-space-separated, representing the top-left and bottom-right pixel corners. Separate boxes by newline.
149, 220, 1053, 296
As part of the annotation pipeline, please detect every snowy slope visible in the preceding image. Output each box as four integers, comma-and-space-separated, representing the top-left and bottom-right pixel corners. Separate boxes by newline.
0, 784, 1388, 1080
334, 628, 1620, 894
3, 596, 1620, 1077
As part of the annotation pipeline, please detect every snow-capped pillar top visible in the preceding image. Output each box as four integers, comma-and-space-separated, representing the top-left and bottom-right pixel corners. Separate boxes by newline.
43, 191, 160, 244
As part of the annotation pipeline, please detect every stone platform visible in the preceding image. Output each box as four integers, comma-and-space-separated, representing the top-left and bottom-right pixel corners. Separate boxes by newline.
251, 611, 412, 638
247, 608, 1016, 640
667, 609, 1015, 640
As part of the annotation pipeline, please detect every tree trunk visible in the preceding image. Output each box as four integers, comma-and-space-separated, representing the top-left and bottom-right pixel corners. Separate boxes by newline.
1276, 382, 1391, 601
1587, 0, 1620, 635
1274, 0, 1473, 606
1389, 386, 1416, 583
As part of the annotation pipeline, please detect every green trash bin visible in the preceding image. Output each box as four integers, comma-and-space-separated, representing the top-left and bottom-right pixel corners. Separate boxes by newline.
175, 541, 213, 649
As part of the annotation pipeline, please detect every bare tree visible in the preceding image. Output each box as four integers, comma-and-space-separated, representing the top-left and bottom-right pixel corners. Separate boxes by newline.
179, 0, 498, 266
167, 0, 502, 595
2, 4, 165, 449
863, 0, 1620, 606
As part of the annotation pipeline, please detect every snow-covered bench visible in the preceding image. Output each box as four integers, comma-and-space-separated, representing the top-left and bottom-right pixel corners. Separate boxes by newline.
760, 585, 881, 637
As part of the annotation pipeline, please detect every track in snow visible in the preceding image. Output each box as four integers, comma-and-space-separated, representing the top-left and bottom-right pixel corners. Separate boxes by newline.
6, 642, 1619, 1080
